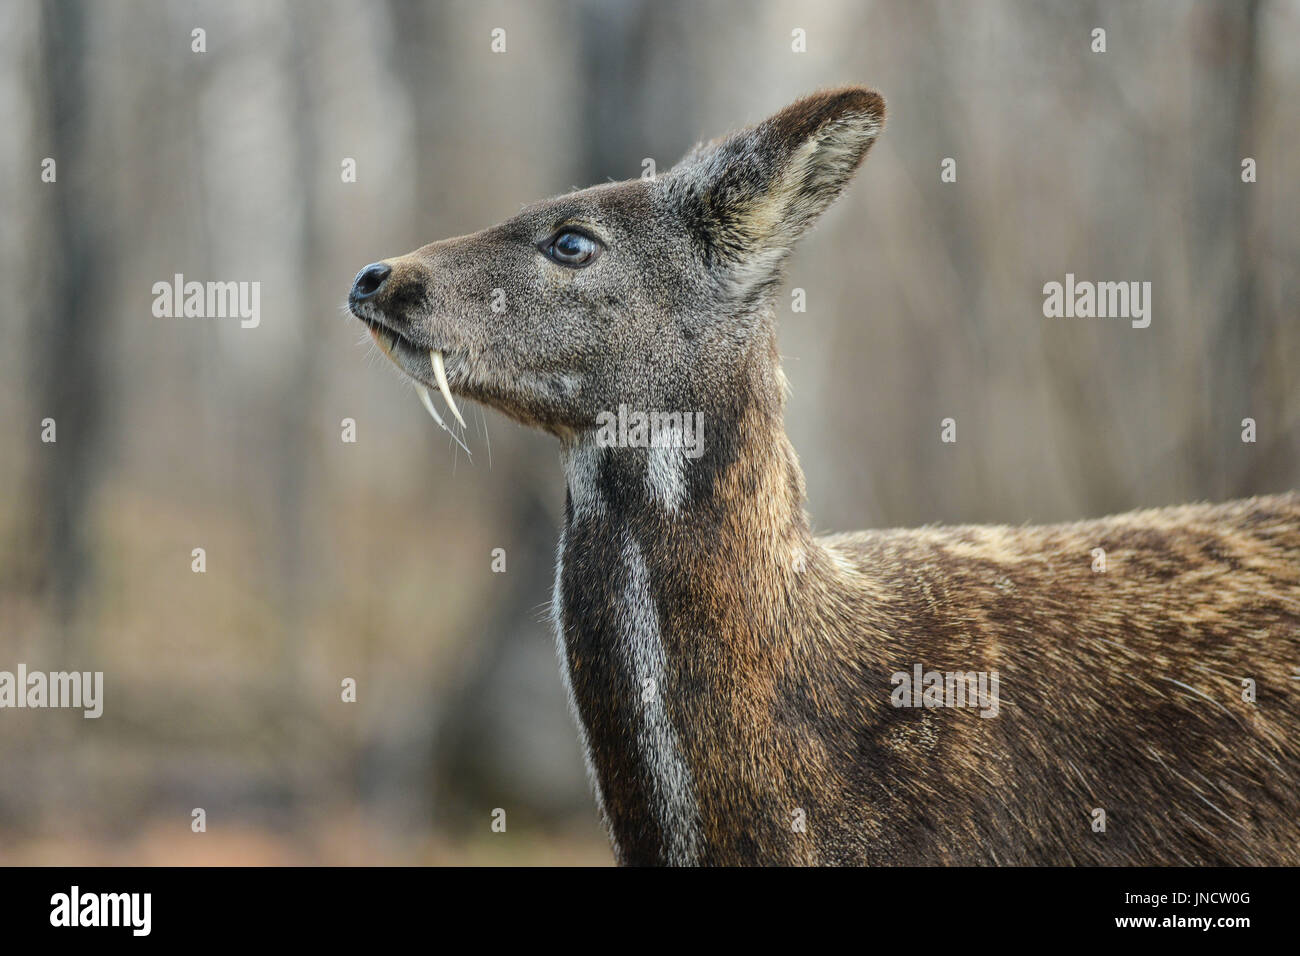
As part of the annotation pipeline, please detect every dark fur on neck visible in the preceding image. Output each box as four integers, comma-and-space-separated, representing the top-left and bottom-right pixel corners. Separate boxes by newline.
555, 337, 1300, 865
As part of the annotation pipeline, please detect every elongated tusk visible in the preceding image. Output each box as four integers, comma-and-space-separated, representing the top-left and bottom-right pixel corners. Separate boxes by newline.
415, 383, 448, 429
416, 384, 471, 456
429, 350, 467, 429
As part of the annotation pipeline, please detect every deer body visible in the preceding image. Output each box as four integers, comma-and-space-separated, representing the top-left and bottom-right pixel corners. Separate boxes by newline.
349, 88, 1300, 865
556, 377, 1300, 866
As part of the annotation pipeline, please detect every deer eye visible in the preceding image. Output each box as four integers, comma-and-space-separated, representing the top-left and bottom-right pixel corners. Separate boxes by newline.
541, 229, 602, 267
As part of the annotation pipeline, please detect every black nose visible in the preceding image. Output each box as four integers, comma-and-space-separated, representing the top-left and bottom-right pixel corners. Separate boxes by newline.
352, 262, 391, 301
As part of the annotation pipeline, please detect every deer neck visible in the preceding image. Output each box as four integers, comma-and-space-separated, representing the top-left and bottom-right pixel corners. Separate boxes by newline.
552, 348, 828, 864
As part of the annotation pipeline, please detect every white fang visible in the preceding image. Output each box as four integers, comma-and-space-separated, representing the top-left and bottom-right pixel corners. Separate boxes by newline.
429, 349, 467, 428
416, 384, 471, 456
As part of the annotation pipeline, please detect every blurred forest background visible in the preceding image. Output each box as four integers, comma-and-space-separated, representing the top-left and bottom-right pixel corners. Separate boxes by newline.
0, 0, 1296, 864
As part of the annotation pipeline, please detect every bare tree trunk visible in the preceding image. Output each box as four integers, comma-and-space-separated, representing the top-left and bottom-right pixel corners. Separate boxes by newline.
354, 0, 453, 833
270, 18, 330, 822
30, 0, 112, 660
1191, 0, 1261, 499
576, 0, 700, 185
384, 0, 448, 223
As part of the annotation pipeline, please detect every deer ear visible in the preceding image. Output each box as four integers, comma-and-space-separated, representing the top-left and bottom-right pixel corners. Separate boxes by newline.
667, 86, 885, 267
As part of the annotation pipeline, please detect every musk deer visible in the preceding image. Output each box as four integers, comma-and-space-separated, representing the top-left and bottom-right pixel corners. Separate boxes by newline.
347, 87, 1300, 866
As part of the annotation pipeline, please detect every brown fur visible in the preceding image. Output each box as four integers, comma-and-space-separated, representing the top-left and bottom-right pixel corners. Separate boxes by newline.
632, 387, 1300, 864
349, 87, 1300, 865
